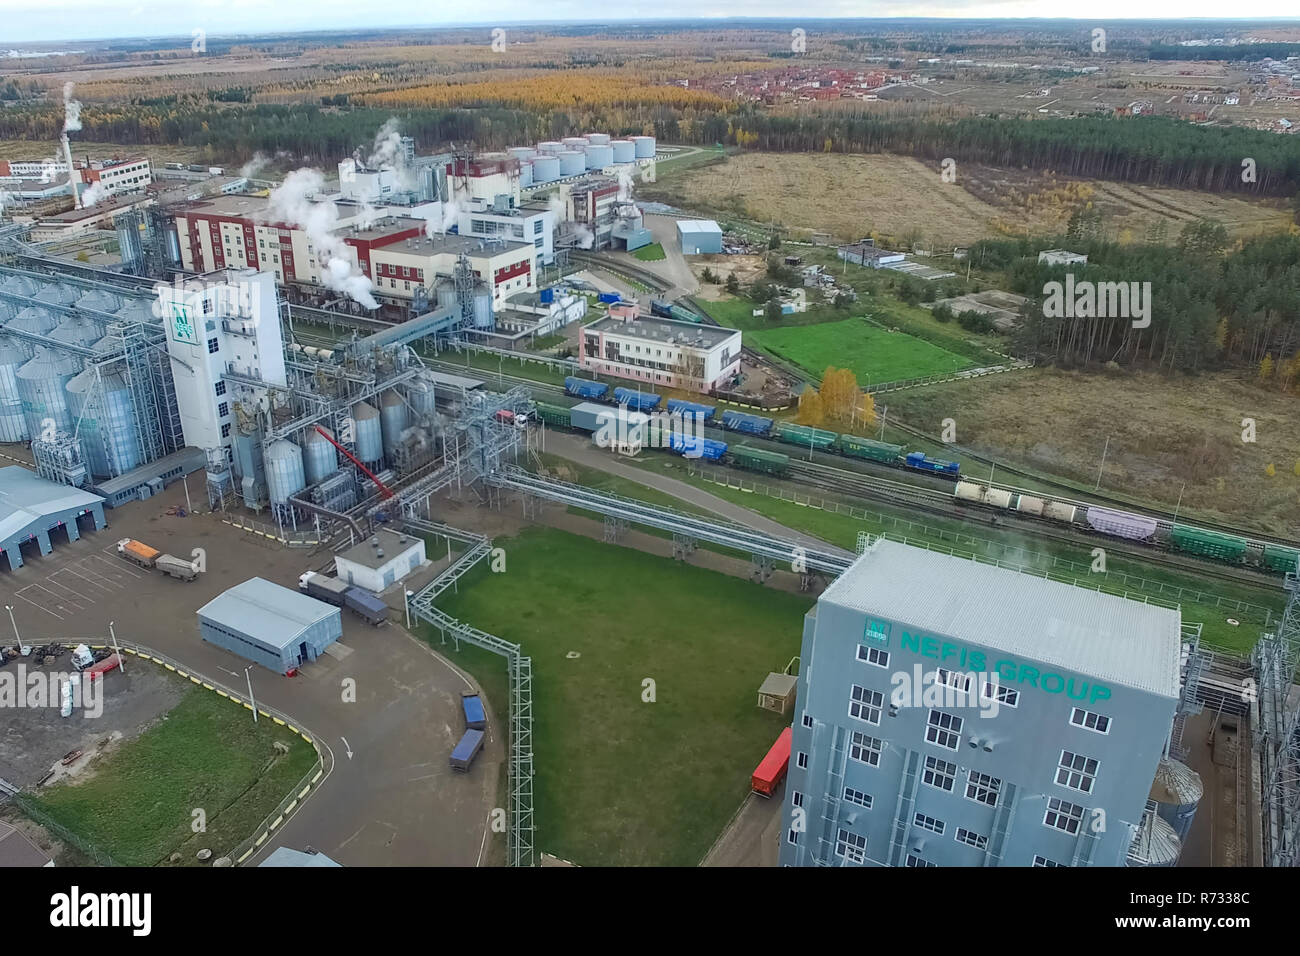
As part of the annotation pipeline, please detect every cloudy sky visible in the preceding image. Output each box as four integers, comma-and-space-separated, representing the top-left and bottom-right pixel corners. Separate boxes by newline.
1, 2, 1297, 44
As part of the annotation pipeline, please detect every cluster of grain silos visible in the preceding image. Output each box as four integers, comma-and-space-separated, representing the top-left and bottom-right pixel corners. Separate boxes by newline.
264, 438, 306, 508
66, 367, 142, 478
511, 132, 653, 183
301, 427, 338, 485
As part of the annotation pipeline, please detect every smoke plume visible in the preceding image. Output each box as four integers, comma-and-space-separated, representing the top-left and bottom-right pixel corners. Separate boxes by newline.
240, 152, 270, 178
80, 182, 108, 207
62, 82, 81, 133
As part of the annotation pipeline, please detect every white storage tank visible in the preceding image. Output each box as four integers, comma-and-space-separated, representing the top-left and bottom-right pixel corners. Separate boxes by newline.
435, 280, 458, 311
472, 289, 493, 329
583, 144, 614, 169
562, 137, 588, 149
584, 132, 611, 146
508, 147, 537, 161
610, 139, 636, 164
519, 160, 533, 187
537, 141, 564, 155
632, 135, 656, 159
405, 373, 437, 416
66, 367, 142, 478
264, 439, 306, 506
531, 155, 560, 183
49, 315, 103, 348
0, 334, 32, 443
558, 151, 585, 177
301, 427, 339, 484
380, 389, 408, 458
352, 401, 383, 465
1128, 814, 1182, 867
1151, 758, 1203, 843
16, 347, 81, 439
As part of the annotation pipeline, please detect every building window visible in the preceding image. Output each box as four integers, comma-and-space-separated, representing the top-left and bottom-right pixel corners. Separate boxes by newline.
218, 402, 229, 418
1056, 751, 1099, 794
1044, 798, 1085, 835
802, 714, 812, 729
787, 829, 798, 846
982, 681, 1019, 708
835, 828, 867, 864
923, 755, 957, 792
792, 791, 803, 808
220, 423, 231, 439
796, 752, 808, 770
955, 827, 988, 850
849, 685, 884, 725
850, 732, 882, 767
202, 298, 213, 314
925, 710, 963, 750
935, 667, 972, 693
905, 854, 936, 868
965, 771, 1002, 807
207, 338, 220, 354
856, 645, 889, 668
214, 381, 226, 397
913, 812, 945, 835
1070, 708, 1111, 734
843, 787, 872, 809
1033, 855, 1065, 868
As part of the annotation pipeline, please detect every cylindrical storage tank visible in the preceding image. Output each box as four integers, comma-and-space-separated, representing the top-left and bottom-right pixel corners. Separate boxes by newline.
519, 160, 533, 187
405, 373, 437, 416
0, 334, 32, 442
6, 306, 57, 337
379, 390, 408, 458
165, 226, 182, 266
558, 151, 585, 177
75, 290, 122, 314
301, 427, 338, 484
49, 315, 103, 348
435, 280, 457, 311
473, 289, 493, 329
610, 139, 636, 164
584, 132, 611, 146
537, 141, 564, 155
562, 137, 588, 149
65, 368, 141, 478
1151, 758, 1203, 843
508, 147, 537, 161
16, 347, 81, 439
1128, 814, 1181, 867
264, 439, 306, 507
32, 283, 79, 306
632, 135, 656, 159
583, 144, 614, 169
353, 401, 383, 465
531, 155, 560, 183
0, 275, 40, 297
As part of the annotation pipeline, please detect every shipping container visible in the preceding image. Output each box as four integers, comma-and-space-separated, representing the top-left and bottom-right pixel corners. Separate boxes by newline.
344, 586, 389, 625
299, 572, 351, 607
450, 728, 485, 772
1263, 544, 1300, 575
838, 435, 904, 464
531, 401, 572, 428
564, 376, 609, 401
569, 402, 611, 434
1170, 525, 1248, 563
665, 399, 716, 422
772, 422, 837, 451
751, 727, 792, 797
597, 292, 621, 304
731, 445, 790, 476
116, 537, 160, 569
461, 692, 487, 730
1085, 506, 1159, 541
613, 387, 662, 412
720, 409, 774, 437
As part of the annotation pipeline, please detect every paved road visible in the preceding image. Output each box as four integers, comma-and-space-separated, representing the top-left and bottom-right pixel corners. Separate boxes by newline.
0, 480, 502, 867
702, 782, 784, 867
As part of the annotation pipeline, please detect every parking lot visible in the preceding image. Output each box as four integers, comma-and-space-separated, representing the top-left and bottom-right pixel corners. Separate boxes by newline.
5, 540, 148, 622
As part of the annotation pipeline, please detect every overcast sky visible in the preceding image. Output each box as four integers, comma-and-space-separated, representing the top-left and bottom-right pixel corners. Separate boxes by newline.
1, 3, 1298, 44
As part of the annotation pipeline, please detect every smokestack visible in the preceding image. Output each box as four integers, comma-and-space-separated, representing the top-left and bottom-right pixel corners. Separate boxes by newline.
61, 134, 80, 209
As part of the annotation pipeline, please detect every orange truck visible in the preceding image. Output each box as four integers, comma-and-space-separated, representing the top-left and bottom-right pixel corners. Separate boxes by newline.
116, 538, 198, 582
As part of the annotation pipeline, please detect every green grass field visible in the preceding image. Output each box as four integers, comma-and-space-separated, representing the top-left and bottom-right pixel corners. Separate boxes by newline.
749, 318, 975, 384
632, 242, 666, 262
29, 686, 317, 866
432, 526, 810, 866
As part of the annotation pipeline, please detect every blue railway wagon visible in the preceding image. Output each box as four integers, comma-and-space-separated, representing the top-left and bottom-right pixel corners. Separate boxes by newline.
613, 387, 663, 412
565, 376, 609, 401
667, 432, 728, 461
665, 398, 716, 422
720, 409, 774, 437
903, 451, 960, 478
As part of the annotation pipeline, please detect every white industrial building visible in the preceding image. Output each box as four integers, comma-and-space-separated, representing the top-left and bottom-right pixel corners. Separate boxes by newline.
1038, 249, 1089, 267
334, 528, 427, 592
78, 157, 152, 200
458, 201, 555, 265
580, 311, 742, 392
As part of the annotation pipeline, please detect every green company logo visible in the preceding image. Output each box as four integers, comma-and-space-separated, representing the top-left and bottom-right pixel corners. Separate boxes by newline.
169, 302, 198, 345
864, 618, 891, 646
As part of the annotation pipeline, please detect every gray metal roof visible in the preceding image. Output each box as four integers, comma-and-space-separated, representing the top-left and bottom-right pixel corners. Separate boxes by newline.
0, 466, 104, 545
197, 577, 339, 649
676, 219, 722, 235
821, 539, 1181, 699
337, 528, 423, 572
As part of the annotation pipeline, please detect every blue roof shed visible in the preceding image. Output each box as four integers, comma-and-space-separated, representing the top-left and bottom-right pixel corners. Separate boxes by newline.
0, 466, 105, 571
197, 577, 343, 674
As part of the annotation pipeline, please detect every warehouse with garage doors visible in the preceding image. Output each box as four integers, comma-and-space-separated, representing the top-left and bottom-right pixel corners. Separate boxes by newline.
0, 466, 106, 571
197, 577, 342, 674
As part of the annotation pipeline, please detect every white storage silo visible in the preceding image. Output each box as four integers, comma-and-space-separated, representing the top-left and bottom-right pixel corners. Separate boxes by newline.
519, 161, 533, 187
531, 155, 560, 183
301, 427, 339, 484
380, 390, 408, 458
508, 147, 537, 161
32, 283, 79, 306
584, 144, 614, 170
537, 141, 564, 155
16, 347, 82, 439
558, 151, 585, 177
264, 439, 306, 506
0, 275, 40, 297
1128, 814, 1182, 867
632, 135, 656, 159
435, 280, 458, 311
562, 137, 588, 149
6, 306, 57, 337
75, 290, 122, 314
584, 132, 611, 146
405, 373, 437, 416
610, 140, 636, 164
0, 334, 32, 443
66, 367, 142, 478
49, 315, 103, 348
472, 288, 493, 329
1151, 758, 1203, 844
352, 401, 383, 465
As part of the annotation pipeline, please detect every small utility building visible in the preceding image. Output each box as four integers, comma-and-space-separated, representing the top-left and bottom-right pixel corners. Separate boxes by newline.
335, 528, 427, 593
0, 467, 106, 571
676, 219, 723, 255
197, 577, 342, 674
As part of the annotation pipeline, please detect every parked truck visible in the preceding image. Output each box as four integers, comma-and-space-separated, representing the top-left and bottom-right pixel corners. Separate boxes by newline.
343, 586, 389, 626
117, 538, 198, 581
155, 554, 198, 582
298, 571, 351, 607
450, 728, 485, 772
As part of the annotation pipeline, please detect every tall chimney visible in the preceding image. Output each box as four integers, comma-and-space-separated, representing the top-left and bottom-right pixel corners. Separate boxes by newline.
61, 134, 80, 209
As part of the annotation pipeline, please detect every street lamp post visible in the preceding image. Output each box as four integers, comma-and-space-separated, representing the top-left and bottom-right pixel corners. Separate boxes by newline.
244, 666, 258, 723
4, 604, 29, 656
109, 621, 125, 674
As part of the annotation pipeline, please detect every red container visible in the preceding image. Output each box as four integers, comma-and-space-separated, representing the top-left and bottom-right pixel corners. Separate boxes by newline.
751, 727, 792, 797
86, 653, 122, 683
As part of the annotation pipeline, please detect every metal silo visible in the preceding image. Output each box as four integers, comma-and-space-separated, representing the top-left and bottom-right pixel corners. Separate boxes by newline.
115, 299, 158, 325
352, 401, 383, 465
610, 140, 636, 164
32, 283, 79, 307
263, 439, 306, 506
632, 135, 656, 159
75, 290, 122, 314
91, 334, 119, 355
519, 161, 533, 188
584, 132, 611, 146
562, 137, 588, 149
0, 334, 31, 442
472, 288, 494, 329
537, 141, 564, 155
1128, 814, 1181, 867
301, 427, 338, 484
16, 347, 81, 439
0, 302, 16, 325
0, 275, 40, 297
380, 390, 408, 458
1151, 758, 1203, 843
66, 367, 141, 478
7, 306, 57, 337
531, 155, 560, 183
583, 144, 614, 170
435, 280, 458, 311
558, 151, 585, 177
49, 315, 103, 348
405, 373, 437, 416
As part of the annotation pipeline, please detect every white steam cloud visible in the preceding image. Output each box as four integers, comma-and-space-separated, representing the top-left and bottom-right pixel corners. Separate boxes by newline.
240, 152, 270, 178
62, 82, 81, 133
80, 182, 108, 207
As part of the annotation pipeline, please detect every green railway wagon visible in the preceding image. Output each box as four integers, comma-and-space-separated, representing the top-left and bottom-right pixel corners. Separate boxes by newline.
1169, 525, 1249, 563
533, 401, 572, 427
1262, 544, 1300, 574
839, 435, 905, 464
731, 445, 791, 476
772, 422, 838, 451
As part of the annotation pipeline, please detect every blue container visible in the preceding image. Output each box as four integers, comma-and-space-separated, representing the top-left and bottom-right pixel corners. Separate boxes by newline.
668, 432, 728, 460
564, 376, 609, 401
721, 409, 774, 437
450, 729, 485, 772
665, 399, 716, 422
613, 387, 662, 412
462, 693, 487, 730
597, 292, 621, 304
904, 451, 960, 477
539, 288, 554, 304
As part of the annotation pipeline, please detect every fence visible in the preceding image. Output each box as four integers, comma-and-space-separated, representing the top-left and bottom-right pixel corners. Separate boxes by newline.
10, 793, 123, 866
221, 516, 325, 548
862, 361, 1032, 395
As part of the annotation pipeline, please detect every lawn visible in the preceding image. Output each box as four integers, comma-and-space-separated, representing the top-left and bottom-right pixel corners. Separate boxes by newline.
29, 685, 317, 866
749, 318, 975, 384
433, 526, 811, 866
632, 242, 666, 262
